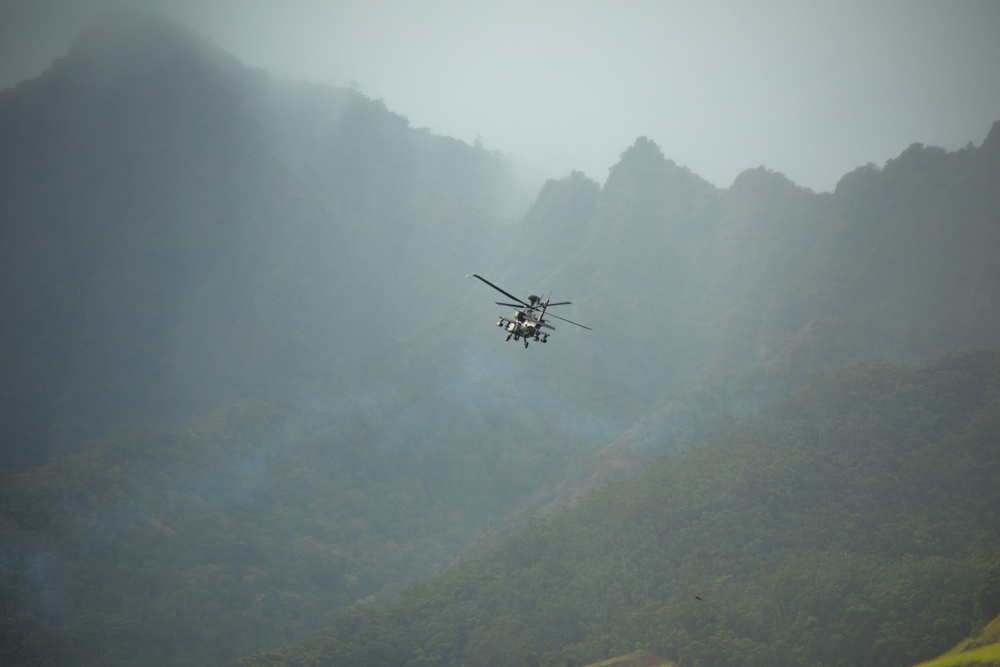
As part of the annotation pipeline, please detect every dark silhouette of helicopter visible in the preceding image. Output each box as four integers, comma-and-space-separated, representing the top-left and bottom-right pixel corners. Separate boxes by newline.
469, 274, 591, 348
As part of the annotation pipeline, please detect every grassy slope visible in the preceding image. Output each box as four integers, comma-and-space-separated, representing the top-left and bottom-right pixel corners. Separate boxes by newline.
583, 652, 677, 667
916, 615, 1000, 667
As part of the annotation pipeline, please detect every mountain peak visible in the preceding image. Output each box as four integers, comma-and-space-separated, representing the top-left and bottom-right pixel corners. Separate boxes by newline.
729, 165, 797, 192
610, 136, 669, 175
983, 120, 1000, 153
604, 136, 702, 194
60, 8, 239, 86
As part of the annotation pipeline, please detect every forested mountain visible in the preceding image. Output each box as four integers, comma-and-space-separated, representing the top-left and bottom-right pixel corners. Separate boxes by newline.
1, 9, 999, 667
232, 351, 1000, 667
0, 10, 520, 469
516, 129, 1000, 414
916, 613, 1000, 667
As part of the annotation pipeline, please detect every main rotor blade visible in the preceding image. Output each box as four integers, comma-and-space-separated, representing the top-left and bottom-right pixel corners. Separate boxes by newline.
495, 302, 525, 308
546, 312, 592, 330
470, 274, 528, 307
545, 301, 572, 307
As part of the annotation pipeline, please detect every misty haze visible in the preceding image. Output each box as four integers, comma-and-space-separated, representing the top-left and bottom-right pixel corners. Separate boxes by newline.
1, 5, 999, 667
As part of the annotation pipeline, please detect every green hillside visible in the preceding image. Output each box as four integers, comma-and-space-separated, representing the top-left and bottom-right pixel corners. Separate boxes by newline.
914, 614, 1000, 667
231, 351, 1000, 667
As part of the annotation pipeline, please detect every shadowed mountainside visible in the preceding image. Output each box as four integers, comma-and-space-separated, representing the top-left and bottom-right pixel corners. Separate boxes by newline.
0, 11, 519, 468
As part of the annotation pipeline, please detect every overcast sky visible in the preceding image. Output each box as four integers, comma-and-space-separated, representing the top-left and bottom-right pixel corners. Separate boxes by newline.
2, 0, 998, 191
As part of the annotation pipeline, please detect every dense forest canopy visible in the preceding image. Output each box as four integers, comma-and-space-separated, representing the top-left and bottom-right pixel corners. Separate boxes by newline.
231, 351, 1000, 667
1, 10, 998, 667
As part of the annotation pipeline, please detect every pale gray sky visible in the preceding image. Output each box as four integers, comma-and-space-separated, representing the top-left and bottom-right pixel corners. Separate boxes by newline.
2, 0, 998, 191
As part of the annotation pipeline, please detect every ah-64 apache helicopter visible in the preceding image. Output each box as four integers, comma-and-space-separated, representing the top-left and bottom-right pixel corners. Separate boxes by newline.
469, 274, 591, 348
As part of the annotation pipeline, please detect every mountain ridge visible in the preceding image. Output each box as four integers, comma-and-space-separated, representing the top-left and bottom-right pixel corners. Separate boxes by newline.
0, 10, 519, 468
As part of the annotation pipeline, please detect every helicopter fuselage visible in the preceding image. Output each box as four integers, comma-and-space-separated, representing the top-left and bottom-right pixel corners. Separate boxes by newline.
497, 310, 549, 347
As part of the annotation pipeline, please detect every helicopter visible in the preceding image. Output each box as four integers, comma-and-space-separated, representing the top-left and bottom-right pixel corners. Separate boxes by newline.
468, 274, 591, 348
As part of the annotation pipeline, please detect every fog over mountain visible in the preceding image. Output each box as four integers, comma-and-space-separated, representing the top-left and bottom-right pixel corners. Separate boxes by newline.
1, 8, 999, 667
3, 0, 999, 193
